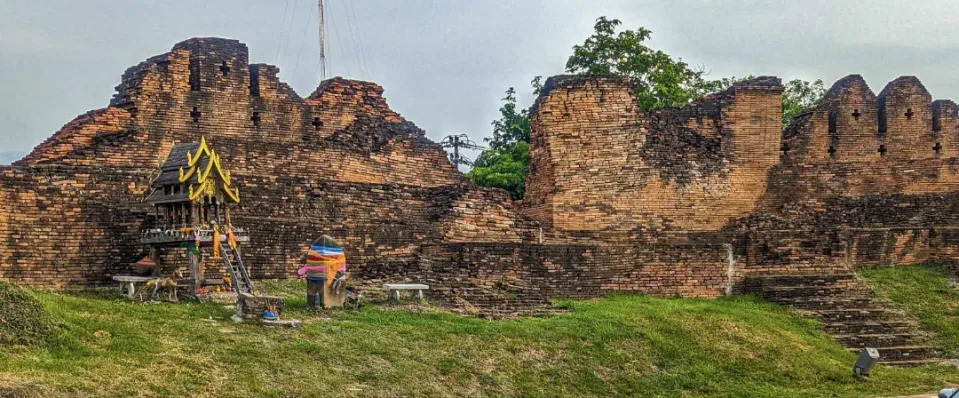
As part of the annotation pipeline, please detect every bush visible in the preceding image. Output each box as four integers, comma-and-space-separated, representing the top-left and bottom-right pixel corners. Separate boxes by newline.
0, 281, 55, 346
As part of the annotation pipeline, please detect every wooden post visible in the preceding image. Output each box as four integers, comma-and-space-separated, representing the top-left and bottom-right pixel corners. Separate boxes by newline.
188, 250, 200, 295
149, 246, 160, 277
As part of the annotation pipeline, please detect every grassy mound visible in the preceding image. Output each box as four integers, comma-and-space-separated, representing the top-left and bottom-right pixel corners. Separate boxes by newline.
0, 281, 955, 397
861, 262, 959, 356
0, 281, 55, 346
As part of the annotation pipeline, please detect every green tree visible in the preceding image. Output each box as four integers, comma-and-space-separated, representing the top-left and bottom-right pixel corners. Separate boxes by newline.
697, 75, 827, 129
782, 78, 826, 129
565, 16, 719, 110
466, 16, 827, 200
465, 141, 529, 200
487, 87, 532, 151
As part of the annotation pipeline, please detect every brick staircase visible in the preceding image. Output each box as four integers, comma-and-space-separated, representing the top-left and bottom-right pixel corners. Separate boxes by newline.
744, 272, 941, 366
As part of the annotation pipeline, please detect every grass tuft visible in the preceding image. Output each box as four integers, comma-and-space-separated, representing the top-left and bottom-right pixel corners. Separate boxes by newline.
0, 281, 57, 346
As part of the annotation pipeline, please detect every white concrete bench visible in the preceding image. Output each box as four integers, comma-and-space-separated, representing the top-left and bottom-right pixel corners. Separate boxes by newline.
112, 275, 158, 298
384, 283, 429, 302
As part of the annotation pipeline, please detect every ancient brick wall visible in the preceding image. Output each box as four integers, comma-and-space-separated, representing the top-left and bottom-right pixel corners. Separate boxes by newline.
0, 38, 511, 285
418, 242, 736, 306
7, 35, 959, 311
742, 75, 959, 272
524, 75, 784, 234
0, 166, 152, 285
523, 72, 959, 290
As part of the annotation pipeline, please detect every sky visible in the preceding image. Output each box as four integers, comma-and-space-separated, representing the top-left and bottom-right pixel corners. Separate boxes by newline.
3, 0, 959, 166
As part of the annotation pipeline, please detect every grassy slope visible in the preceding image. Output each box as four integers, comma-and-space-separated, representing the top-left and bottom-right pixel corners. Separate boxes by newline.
861, 262, 959, 357
0, 281, 955, 398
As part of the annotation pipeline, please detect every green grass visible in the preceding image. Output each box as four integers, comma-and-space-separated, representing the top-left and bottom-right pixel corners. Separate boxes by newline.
0, 280, 955, 398
861, 262, 959, 357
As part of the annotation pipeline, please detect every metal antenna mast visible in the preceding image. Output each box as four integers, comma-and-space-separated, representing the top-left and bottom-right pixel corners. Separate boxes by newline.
318, 0, 327, 80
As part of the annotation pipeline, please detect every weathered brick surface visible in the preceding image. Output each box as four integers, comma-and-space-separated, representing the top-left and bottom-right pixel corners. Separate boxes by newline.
524, 75, 783, 232
0, 38, 516, 286
4, 37, 959, 315
525, 73, 959, 280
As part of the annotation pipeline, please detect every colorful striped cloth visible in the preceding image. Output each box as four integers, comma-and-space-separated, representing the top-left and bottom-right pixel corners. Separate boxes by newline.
297, 235, 346, 282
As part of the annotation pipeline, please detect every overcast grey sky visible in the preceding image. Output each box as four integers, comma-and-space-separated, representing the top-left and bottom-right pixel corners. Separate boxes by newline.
2, 0, 959, 165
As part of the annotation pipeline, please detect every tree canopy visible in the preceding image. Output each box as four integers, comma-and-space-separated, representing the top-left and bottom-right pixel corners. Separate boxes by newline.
465, 140, 529, 200
566, 17, 722, 111
485, 87, 532, 151
466, 16, 827, 200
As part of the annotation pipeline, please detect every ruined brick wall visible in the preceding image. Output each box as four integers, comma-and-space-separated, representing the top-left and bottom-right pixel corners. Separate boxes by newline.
742, 75, 959, 270
419, 242, 736, 304
8, 35, 959, 308
774, 75, 959, 205
524, 75, 784, 234
0, 166, 152, 284
0, 37, 511, 285
523, 73, 959, 285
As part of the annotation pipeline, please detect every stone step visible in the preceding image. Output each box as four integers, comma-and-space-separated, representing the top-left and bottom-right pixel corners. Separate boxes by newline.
824, 321, 917, 335
878, 359, 944, 367
758, 285, 871, 299
745, 274, 857, 287
813, 309, 897, 322
834, 333, 925, 348
768, 296, 883, 310
848, 346, 940, 362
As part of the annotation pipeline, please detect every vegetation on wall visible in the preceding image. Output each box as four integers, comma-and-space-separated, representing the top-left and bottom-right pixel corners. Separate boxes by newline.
466, 16, 827, 199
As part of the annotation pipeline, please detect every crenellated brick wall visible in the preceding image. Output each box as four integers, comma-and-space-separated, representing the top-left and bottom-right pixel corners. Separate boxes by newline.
523, 75, 784, 233
0, 38, 501, 286
5, 36, 959, 312
523, 73, 959, 283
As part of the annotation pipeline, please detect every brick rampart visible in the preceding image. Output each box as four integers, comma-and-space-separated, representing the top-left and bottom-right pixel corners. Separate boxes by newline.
4, 37, 959, 310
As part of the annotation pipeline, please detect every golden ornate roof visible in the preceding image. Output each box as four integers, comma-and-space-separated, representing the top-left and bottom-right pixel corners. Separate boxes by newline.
146, 137, 240, 204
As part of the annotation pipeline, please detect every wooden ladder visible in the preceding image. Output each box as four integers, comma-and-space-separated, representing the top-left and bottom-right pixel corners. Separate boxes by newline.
222, 246, 253, 295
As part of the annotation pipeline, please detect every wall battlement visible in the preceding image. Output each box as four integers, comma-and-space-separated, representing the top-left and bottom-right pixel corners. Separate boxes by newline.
527, 73, 959, 237
524, 74, 783, 233
784, 74, 959, 163
0, 37, 519, 286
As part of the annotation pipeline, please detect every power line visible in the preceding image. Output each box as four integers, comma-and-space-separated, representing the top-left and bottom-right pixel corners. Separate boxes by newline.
441, 134, 485, 168
291, 2, 315, 82
326, 1, 352, 78
281, 0, 301, 63
341, 0, 369, 79
275, 0, 292, 64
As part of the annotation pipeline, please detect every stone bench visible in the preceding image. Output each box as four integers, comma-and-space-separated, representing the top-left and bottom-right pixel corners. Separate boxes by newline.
384, 283, 429, 302
112, 275, 159, 299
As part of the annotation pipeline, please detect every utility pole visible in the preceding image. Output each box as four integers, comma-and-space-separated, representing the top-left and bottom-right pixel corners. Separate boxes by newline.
318, 0, 327, 80
441, 134, 484, 169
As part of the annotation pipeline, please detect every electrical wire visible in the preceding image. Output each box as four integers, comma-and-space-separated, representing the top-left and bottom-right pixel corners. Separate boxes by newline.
275, 0, 292, 64
326, 1, 352, 78
282, 0, 301, 64
292, 2, 315, 83
350, 1, 372, 78
341, 0, 369, 79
